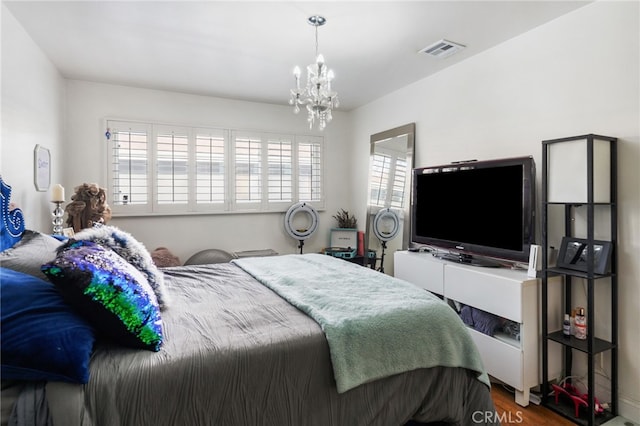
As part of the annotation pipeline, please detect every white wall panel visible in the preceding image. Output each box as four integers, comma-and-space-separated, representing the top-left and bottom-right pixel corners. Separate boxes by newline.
1, 4, 66, 232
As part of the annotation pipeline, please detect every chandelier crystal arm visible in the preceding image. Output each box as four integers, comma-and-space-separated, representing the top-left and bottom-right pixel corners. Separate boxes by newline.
293, 66, 301, 90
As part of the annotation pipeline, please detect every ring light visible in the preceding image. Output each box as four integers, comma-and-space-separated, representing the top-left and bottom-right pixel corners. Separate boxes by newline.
284, 202, 319, 253
372, 208, 400, 242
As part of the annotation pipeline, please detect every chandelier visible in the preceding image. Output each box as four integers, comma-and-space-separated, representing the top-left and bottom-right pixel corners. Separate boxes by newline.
289, 15, 339, 131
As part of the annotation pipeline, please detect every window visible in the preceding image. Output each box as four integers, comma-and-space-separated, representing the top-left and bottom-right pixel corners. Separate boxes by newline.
106, 120, 323, 215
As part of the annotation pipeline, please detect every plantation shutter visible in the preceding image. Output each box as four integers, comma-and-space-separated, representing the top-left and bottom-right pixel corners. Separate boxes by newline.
297, 136, 322, 203
195, 129, 226, 207
267, 135, 293, 203
233, 132, 262, 205
155, 126, 189, 208
107, 121, 151, 213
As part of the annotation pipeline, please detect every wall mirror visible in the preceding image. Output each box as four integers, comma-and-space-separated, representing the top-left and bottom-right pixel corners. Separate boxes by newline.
365, 123, 415, 274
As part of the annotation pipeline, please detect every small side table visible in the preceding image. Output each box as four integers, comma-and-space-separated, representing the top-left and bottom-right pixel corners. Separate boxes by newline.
345, 255, 376, 269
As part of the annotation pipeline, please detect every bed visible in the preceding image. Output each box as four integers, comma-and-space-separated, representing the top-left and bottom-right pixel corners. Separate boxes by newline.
0, 177, 499, 426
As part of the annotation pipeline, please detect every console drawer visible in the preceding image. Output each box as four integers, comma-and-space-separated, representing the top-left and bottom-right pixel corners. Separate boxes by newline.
445, 265, 523, 322
468, 327, 523, 390
394, 252, 444, 295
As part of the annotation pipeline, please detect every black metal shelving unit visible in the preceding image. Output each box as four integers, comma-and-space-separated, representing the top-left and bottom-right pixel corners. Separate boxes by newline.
541, 134, 618, 426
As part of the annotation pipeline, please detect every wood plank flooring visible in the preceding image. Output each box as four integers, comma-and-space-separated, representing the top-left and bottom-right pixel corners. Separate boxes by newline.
491, 384, 576, 425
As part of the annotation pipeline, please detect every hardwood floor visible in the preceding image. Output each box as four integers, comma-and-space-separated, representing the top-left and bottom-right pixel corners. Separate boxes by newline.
491, 384, 576, 426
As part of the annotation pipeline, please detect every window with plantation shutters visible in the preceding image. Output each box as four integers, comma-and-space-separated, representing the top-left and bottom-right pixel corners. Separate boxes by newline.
106, 119, 323, 215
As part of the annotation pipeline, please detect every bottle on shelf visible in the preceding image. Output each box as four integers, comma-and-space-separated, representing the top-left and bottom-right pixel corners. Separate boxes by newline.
562, 314, 571, 338
575, 307, 587, 340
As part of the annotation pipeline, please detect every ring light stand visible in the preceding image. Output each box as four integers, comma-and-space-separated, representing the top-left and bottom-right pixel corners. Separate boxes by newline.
372, 208, 400, 273
284, 202, 319, 254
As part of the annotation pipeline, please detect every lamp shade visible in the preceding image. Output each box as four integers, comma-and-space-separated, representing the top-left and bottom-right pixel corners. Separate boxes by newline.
547, 136, 612, 203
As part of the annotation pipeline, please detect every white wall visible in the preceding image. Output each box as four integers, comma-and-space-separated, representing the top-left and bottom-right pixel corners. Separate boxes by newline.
64, 80, 353, 262
1, 4, 66, 231
350, 1, 639, 421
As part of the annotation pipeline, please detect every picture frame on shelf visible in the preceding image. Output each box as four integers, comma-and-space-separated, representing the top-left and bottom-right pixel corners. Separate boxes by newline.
557, 236, 612, 275
62, 227, 75, 238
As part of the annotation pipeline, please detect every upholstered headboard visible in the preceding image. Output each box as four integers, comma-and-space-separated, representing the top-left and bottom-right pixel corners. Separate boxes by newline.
0, 176, 26, 251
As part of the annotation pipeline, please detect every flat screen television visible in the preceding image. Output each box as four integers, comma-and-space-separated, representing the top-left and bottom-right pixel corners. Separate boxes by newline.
411, 156, 535, 265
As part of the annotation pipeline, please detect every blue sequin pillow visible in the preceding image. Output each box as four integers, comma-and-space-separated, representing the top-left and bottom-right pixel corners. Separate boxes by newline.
42, 240, 164, 351
0, 267, 95, 383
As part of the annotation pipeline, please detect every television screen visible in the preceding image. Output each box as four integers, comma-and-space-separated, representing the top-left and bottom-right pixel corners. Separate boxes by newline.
411, 156, 535, 264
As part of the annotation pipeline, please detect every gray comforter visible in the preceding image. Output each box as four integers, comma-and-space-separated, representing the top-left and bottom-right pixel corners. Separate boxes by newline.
23, 263, 497, 425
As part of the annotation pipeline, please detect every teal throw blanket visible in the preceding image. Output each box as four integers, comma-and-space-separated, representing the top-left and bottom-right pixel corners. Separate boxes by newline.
232, 253, 489, 393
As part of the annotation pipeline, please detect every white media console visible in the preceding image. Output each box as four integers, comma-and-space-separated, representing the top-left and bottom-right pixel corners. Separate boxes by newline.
394, 250, 540, 406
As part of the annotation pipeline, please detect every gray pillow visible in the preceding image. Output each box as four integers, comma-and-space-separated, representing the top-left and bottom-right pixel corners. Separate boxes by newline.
0, 230, 63, 280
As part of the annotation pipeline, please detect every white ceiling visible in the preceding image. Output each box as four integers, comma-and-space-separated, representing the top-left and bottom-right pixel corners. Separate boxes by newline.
4, 1, 592, 111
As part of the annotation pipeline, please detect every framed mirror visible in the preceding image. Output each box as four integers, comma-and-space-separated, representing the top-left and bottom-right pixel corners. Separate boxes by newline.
365, 123, 415, 274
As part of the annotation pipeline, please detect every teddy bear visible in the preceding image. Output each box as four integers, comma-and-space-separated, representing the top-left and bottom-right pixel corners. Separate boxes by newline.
65, 183, 112, 232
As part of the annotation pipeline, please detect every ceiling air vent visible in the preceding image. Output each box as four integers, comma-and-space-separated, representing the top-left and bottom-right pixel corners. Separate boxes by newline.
420, 39, 465, 59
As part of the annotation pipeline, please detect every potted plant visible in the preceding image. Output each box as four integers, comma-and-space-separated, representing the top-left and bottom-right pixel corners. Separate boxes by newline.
332, 209, 357, 229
